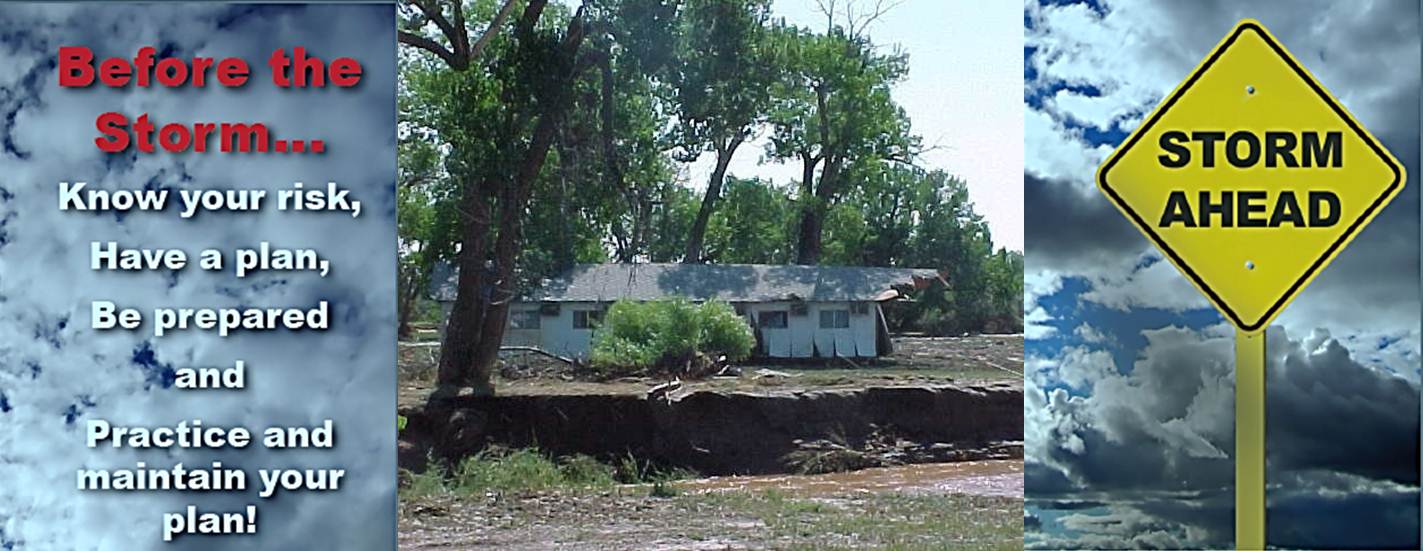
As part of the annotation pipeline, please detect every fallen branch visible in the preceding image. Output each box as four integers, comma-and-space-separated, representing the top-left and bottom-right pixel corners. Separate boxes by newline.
982, 361, 1023, 377
498, 346, 575, 365
834, 354, 864, 370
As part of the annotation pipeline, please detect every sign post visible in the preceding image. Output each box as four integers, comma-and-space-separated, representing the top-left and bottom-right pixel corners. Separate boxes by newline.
1096, 19, 1405, 550
1235, 330, 1264, 550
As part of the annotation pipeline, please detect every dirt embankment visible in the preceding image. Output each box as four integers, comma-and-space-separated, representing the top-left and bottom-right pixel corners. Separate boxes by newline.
400, 382, 1022, 476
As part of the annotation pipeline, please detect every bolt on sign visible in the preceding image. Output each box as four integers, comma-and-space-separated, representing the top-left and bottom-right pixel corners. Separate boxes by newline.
1097, 19, 1405, 333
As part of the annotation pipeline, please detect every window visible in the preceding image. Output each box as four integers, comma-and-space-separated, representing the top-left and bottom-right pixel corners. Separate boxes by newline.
573, 310, 604, 330
510, 310, 541, 330
758, 311, 788, 329
819, 309, 850, 329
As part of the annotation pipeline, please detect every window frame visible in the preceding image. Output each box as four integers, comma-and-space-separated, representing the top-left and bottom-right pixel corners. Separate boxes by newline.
819, 309, 850, 329
758, 310, 789, 329
573, 309, 604, 330
509, 310, 542, 330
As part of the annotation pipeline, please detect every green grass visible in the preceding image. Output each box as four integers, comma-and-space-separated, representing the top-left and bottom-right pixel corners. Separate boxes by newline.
614, 452, 695, 485
691, 491, 1022, 550
403, 461, 450, 497
399, 448, 692, 498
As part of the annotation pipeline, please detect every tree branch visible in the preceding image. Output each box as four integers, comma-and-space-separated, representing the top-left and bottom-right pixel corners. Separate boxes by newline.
847, 0, 902, 38
398, 30, 466, 69
400, 0, 520, 70
416, 0, 463, 53
449, 0, 470, 60
519, 0, 551, 35
468, 0, 520, 60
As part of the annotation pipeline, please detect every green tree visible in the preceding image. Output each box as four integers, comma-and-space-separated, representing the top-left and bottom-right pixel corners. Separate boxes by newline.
703, 177, 795, 263
820, 165, 1022, 334
901, 171, 999, 333
400, 0, 640, 398
663, 0, 779, 262
763, 25, 917, 264
395, 134, 445, 340
645, 183, 700, 262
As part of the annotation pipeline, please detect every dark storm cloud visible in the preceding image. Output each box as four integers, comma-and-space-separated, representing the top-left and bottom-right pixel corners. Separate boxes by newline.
1022, 172, 1145, 271
1024, 461, 1079, 495
1024, 512, 1042, 531
1269, 471, 1422, 550
1268, 331, 1421, 485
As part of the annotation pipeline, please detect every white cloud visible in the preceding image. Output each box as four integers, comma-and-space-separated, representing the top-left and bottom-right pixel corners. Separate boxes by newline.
1078, 253, 1212, 313
1073, 322, 1112, 345
1024, 269, 1064, 339
1023, 106, 1112, 185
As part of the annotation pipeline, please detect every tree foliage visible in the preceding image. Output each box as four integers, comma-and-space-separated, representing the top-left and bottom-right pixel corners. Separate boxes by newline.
763, 25, 916, 264
662, 0, 779, 262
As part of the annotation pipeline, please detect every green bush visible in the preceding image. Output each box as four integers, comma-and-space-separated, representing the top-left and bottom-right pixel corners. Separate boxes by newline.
590, 298, 754, 377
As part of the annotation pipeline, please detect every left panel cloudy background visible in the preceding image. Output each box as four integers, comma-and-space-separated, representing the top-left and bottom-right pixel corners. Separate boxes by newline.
0, 4, 396, 550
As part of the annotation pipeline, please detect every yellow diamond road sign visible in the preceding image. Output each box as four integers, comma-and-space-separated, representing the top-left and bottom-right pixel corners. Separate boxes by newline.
1098, 19, 1405, 333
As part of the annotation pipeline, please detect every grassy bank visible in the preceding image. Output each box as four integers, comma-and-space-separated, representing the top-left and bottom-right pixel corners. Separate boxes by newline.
401, 447, 689, 499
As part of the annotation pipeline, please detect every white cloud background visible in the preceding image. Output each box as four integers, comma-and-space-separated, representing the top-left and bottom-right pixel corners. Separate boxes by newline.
0, 5, 396, 550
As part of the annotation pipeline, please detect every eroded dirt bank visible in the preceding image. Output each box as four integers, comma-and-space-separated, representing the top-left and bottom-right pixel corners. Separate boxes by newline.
400, 382, 1022, 475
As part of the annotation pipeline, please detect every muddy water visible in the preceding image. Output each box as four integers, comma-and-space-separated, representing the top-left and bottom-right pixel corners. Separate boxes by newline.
675, 460, 1023, 498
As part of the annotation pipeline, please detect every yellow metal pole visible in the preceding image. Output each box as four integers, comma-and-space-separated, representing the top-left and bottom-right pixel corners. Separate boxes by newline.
1236, 330, 1265, 550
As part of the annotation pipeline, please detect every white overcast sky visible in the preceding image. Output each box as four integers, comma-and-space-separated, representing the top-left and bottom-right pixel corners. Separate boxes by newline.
684, 0, 1025, 251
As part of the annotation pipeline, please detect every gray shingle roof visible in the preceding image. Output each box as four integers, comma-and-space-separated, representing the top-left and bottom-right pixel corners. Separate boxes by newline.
431, 263, 939, 303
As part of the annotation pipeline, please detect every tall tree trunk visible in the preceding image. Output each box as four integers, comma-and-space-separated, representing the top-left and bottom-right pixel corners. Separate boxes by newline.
397, 262, 422, 340
795, 205, 824, 264
791, 154, 831, 266
795, 156, 837, 265
429, 1, 585, 400
684, 137, 741, 263
432, 178, 494, 398
465, 109, 564, 390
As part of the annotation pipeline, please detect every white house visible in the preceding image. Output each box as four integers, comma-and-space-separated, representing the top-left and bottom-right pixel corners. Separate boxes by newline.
431, 263, 941, 359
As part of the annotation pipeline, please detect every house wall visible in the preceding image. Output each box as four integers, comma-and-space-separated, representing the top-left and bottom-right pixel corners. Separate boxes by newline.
503, 304, 543, 348
742, 301, 879, 358
498, 300, 881, 360
501, 301, 602, 358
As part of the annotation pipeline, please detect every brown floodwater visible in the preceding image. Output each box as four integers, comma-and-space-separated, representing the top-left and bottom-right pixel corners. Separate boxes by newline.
675, 460, 1023, 498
